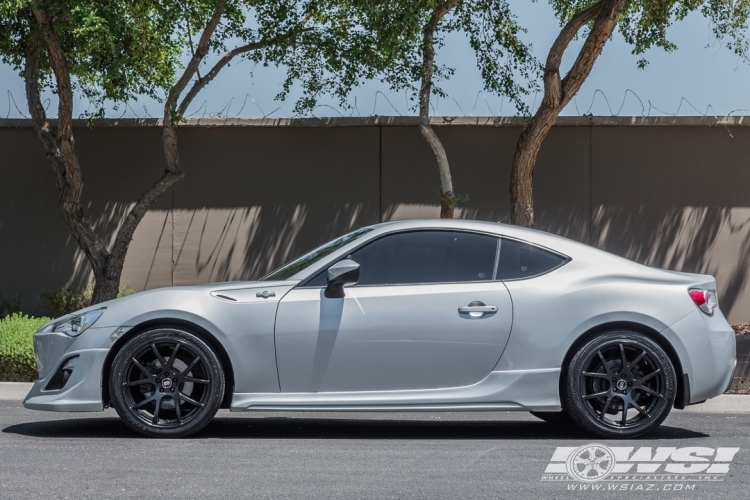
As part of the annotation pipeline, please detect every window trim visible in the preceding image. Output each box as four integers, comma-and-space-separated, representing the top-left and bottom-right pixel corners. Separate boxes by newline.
297, 228, 571, 288
494, 235, 571, 282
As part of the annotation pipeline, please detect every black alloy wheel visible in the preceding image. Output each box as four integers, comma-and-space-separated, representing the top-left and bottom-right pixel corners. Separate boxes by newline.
563, 331, 676, 438
110, 327, 224, 438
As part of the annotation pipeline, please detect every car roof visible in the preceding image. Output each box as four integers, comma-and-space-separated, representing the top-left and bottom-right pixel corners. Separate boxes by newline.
365, 219, 583, 253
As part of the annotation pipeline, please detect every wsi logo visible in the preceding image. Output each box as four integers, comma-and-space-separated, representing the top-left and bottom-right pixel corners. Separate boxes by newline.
542, 444, 739, 483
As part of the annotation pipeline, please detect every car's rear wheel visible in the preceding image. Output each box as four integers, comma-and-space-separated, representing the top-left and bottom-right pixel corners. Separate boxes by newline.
563, 331, 676, 438
529, 411, 573, 425
109, 327, 224, 438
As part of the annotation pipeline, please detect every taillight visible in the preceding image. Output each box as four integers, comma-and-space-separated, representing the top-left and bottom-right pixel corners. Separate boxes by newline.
689, 289, 717, 316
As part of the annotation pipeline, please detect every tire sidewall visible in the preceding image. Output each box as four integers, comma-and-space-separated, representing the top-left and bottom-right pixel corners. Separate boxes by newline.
109, 327, 225, 438
563, 331, 676, 438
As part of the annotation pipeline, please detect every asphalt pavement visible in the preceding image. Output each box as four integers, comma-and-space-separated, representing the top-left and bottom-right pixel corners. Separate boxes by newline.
1, 400, 749, 499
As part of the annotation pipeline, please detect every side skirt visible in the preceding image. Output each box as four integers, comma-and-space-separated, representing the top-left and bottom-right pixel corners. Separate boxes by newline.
230, 368, 562, 412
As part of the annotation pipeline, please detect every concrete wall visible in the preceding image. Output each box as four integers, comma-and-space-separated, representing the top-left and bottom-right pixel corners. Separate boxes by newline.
1, 116, 749, 323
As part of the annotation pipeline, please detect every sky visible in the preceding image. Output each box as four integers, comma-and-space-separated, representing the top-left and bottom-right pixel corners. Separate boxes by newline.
1, 1, 748, 119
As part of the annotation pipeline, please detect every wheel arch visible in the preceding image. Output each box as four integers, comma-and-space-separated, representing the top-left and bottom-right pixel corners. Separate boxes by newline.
559, 321, 686, 411
101, 318, 235, 409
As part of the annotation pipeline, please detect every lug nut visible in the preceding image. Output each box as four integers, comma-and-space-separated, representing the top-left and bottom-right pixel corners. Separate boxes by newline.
164, 372, 169, 376
159, 388, 164, 393
628, 382, 632, 387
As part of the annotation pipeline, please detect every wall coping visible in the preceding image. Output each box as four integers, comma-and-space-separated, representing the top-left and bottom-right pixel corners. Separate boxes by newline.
1, 115, 749, 128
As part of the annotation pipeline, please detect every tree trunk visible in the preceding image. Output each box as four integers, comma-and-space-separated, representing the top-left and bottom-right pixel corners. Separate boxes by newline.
26, 8, 192, 305
509, 0, 626, 227
419, 1, 460, 219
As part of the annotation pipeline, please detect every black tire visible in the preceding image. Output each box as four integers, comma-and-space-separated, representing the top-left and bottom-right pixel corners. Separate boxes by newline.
109, 327, 225, 438
530, 411, 574, 425
563, 331, 676, 438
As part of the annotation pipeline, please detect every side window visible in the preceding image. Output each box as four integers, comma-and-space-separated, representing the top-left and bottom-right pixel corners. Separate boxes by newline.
307, 230, 498, 286
495, 238, 566, 280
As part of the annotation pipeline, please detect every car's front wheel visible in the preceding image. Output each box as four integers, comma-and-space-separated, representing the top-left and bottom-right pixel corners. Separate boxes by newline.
563, 331, 676, 438
109, 327, 224, 438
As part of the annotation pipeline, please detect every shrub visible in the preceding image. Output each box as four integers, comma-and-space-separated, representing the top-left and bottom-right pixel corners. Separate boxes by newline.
0, 313, 51, 382
0, 294, 21, 319
42, 283, 137, 316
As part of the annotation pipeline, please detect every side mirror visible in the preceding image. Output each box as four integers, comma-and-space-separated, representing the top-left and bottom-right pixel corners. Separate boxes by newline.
325, 259, 360, 298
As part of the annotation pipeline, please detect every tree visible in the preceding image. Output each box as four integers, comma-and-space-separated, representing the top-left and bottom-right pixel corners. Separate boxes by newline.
1, 0, 184, 304
509, 0, 703, 227
702, 0, 750, 62
0, 0, 380, 304
345, 0, 536, 218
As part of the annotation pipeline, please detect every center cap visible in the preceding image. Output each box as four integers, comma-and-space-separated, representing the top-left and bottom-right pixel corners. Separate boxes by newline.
616, 379, 628, 391
162, 378, 172, 389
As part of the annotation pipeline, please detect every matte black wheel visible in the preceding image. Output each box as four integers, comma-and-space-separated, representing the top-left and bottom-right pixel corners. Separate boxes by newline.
530, 411, 573, 425
563, 331, 676, 438
110, 327, 224, 438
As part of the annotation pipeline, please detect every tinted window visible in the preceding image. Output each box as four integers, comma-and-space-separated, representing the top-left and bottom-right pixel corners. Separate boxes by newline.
495, 238, 566, 280
308, 230, 498, 286
261, 226, 375, 281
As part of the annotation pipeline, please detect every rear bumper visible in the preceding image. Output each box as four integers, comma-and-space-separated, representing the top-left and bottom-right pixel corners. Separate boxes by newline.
665, 309, 736, 405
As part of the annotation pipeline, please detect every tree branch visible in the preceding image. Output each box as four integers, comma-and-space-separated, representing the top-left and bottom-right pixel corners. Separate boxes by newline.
418, 0, 460, 124
178, 40, 271, 116
542, 2, 603, 109
24, 35, 65, 190
164, 2, 226, 126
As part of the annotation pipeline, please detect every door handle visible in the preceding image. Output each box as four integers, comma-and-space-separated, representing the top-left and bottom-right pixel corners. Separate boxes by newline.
458, 305, 497, 314
458, 301, 497, 317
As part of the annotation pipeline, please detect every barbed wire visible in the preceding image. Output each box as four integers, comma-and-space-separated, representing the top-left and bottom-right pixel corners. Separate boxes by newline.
2, 87, 748, 124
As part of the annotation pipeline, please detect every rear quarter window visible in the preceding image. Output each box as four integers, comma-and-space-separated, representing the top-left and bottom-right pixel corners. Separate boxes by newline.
495, 238, 567, 280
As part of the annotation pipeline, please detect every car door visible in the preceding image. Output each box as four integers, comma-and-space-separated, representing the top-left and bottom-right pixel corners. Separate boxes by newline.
274, 230, 514, 393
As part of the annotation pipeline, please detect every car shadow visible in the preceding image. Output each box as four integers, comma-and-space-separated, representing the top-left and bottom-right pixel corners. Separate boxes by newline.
3, 415, 709, 440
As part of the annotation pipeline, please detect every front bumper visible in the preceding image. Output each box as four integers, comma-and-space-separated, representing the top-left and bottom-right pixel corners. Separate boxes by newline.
23, 348, 108, 412
23, 326, 119, 412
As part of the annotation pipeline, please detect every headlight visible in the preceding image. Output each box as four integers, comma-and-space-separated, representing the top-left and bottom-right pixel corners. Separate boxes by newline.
47, 308, 106, 337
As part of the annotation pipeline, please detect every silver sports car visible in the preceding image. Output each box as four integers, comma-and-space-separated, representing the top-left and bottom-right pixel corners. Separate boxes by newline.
24, 220, 736, 438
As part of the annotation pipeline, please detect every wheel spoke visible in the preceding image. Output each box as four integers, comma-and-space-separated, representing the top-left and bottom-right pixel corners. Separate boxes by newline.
636, 368, 661, 384
183, 377, 210, 385
181, 355, 201, 375
627, 350, 647, 370
583, 391, 609, 400
153, 397, 161, 424
123, 379, 150, 387
131, 358, 154, 379
632, 401, 650, 418
620, 396, 629, 426
597, 351, 612, 376
179, 393, 205, 408
600, 396, 613, 420
637, 386, 663, 399
582, 371, 609, 379
151, 344, 167, 369
174, 396, 182, 425
165, 342, 181, 371
619, 344, 627, 371
132, 394, 156, 410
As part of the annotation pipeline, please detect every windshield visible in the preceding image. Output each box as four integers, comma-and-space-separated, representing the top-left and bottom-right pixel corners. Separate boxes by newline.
261, 226, 376, 281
